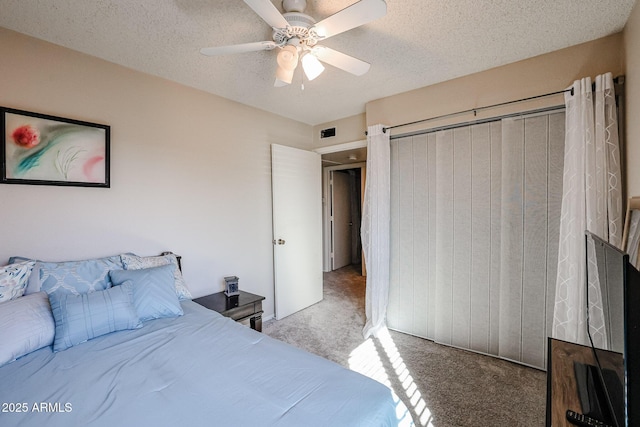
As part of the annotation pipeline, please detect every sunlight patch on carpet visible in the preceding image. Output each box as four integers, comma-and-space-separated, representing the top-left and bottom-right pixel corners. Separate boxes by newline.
348, 338, 390, 387
349, 328, 434, 426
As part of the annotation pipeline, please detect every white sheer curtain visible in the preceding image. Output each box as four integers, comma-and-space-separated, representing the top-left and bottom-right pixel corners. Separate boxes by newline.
361, 124, 391, 339
553, 72, 622, 347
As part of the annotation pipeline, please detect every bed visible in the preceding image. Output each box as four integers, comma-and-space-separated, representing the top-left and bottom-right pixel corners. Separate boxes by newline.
0, 254, 408, 426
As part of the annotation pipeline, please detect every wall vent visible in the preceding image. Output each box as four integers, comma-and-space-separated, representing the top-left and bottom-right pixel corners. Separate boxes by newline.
320, 127, 336, 138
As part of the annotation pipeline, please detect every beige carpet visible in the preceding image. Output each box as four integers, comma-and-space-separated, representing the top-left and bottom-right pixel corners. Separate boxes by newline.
263, 264, 547, 427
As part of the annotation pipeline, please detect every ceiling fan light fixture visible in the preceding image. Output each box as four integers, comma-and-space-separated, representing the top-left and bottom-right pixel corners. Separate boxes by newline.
282, 0, 307, 13
275, 65, 294, 85
301, 53, 324, 81
276, 45, 299, 71
200, 0, 388, 88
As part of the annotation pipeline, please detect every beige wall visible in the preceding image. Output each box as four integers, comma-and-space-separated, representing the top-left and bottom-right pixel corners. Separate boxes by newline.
0, 28, 313, 318
312, 113, 366, 148
625, 2, 640, 196
366, 33, 625, 136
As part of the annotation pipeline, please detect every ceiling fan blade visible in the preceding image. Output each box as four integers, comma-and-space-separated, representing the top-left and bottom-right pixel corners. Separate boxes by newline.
312, 0, 387, 39
244, 0, 289, 29
200, 41, 277, 56
312, 46, 371, 76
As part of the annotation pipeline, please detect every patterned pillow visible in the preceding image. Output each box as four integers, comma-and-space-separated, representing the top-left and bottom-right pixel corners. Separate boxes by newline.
0, 261, 36, 303
109, 265, 183, 322
38, 255, 124, 296
120, 253, 192, 300
8, 256, 42, 295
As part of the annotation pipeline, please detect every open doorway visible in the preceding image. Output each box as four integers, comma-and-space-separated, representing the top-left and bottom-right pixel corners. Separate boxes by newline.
323, 163, 366, 274
318, 142, 367, 275
329, 168, 362, 270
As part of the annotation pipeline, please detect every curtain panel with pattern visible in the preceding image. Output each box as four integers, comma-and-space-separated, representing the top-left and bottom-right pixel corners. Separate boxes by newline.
553, 72, 622, 348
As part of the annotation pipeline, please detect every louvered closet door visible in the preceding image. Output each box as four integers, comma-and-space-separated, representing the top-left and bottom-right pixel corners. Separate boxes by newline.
387, 111, 565, 369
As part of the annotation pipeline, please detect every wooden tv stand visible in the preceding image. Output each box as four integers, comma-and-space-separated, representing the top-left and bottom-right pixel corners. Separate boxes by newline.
546, 338, 623, 426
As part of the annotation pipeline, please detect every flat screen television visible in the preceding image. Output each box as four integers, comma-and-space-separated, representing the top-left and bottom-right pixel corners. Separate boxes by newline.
582, 231, 640, 426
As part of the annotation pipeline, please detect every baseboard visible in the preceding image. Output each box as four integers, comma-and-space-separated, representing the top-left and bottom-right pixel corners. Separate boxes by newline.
387, 326, 545, 372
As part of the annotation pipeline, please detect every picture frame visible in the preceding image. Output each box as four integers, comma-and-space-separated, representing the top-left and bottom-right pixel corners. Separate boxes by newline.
224, 276, 240, 297
1, 107, 110, 188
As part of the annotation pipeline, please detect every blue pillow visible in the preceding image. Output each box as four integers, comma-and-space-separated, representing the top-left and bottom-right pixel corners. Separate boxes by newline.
109, 264, 183, 322
0, 292, 55, 367
49, 282, 141, 352
38, 255, 125, 296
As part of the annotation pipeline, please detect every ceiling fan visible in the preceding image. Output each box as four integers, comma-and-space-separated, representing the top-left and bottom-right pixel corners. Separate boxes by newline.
200, 0, 387, 87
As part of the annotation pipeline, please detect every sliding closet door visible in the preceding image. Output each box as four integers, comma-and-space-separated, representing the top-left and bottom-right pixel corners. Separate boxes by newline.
499, 113, 565, 367
499, 114, 564, 366
388, 111, 564, 369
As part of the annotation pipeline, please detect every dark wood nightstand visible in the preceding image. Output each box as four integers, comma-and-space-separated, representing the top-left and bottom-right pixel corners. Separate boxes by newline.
193, 290, 265, 332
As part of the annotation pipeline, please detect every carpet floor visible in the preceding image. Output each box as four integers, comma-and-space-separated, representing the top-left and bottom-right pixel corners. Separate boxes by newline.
263, 264, 547, 427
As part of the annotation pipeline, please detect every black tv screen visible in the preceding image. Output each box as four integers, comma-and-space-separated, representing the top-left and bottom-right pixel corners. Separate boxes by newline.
585, 231, 640, 426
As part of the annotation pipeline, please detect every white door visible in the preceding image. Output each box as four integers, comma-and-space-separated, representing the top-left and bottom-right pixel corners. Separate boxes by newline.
271, 144, 323, 319
331, 170, 352, 270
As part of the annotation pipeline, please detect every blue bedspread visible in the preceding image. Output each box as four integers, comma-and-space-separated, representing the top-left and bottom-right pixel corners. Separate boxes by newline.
0, 301, 406, 426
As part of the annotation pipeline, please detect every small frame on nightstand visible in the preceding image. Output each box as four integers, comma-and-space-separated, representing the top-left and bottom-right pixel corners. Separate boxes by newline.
224, 276, 240, 296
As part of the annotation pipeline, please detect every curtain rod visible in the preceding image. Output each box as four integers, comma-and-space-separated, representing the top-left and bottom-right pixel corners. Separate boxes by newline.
389, 105, 565, 141
366, 75, 624, 135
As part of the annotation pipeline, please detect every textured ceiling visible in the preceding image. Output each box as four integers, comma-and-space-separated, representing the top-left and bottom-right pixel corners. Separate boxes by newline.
0, 0, 636, 125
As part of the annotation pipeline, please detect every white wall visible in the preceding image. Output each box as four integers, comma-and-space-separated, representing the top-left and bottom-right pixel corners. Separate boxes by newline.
0, 28, 313, 318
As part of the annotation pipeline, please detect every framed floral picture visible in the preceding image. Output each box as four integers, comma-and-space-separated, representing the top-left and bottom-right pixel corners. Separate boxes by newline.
1, 107, 110, 187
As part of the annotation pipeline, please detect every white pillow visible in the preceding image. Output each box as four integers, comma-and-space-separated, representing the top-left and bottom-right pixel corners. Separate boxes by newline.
7, 257, 41, 295
120, 253, 192, 300
0, 260, 36, 303
0, 292, 55, 366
